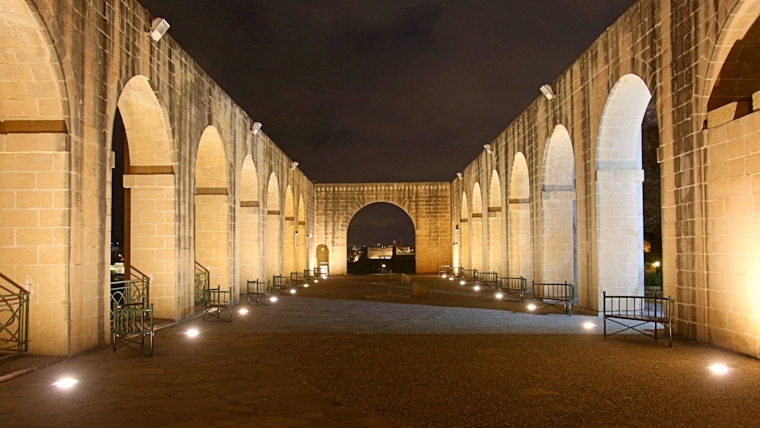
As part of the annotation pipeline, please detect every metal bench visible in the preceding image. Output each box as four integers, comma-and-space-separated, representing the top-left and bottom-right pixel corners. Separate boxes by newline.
246, 279, 275, 304
459, 268, 478, 286
202, 285, 232, 322
290, 271, 306, 288
271, 275, 296, 295
112, 299, 154, 356
531, 281, 575, 315
496, 276, 527, 301
474, 271, 498, 291
603, 292, 674, 347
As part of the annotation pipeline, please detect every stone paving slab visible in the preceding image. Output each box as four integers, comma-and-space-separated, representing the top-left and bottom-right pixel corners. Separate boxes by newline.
1, 275, 758, 427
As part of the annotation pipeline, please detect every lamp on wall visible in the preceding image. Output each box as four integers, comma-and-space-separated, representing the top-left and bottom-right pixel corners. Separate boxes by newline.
250, 121, 262, 135
483, 144, 492, 154
149, 17, 170, 41
540, 84, 556, 100
291, 161, 299, 170
456, 172, 463, 180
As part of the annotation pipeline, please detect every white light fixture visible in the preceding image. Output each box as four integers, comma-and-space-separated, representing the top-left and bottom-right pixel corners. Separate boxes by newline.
149, 17, 170, 41
251, 121, 262, 135
495, 292, 504, 300
540, 84, 556, 100
53, 377, 78, 389
483, 144, 492, 154
291, 161, 299, 170
456, 172, 463, 180
185, 328, 199, 338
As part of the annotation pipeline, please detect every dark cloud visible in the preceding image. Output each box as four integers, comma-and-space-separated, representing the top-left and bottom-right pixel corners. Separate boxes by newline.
139, 0, 635, 182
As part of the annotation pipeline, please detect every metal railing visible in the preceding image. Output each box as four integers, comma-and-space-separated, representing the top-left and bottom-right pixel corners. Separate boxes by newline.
110, 266, 150, 321
0, 272, 30, 360
194, 261, 210, 304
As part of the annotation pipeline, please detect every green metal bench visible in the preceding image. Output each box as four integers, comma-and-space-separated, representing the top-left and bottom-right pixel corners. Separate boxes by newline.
202, 285, 232, 322
475, 271, 498, 291
246, 279, 275, 304
603, 292, 674, 347
531, 281, 575, 315
112, 300, 154, 356
271, 275, 296, 295
496, 276, 527, 301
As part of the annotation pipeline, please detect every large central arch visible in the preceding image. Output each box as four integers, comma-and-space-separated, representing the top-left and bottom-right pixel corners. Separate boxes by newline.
314, 183, 451, 275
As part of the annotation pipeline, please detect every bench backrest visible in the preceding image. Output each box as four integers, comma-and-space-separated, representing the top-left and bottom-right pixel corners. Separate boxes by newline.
532, 281, 575, 300
603, 292, 674, 320
478, 271, 498, 284
498, 276, 527, 291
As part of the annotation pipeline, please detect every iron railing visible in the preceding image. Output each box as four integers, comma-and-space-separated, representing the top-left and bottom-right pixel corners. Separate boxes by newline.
194, 261, 210, 304
110, 266, 150, 321
0, 272, 30, 360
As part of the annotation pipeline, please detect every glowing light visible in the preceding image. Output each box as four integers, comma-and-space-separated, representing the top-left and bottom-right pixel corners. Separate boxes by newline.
460, 280, 466, 286
583, 322, 596, 330
448, 276, 454, 281
709, 364, 729, 375
185, 328, 199, 338
53, 377, 78, 389
289, 288, 297, 295
313, 279, 319, 284
303, 283, 309, 288
473, 285, 481, 292
495, 292, 504, 300
441, 274, 448, 279
527, 304, 537, 311
238, 307, 249, 315
653, 261, 661, 268
269, 296, 278, 303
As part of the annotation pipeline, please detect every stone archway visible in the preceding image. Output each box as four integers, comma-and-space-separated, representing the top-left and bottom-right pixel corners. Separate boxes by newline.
540, 125, 576, 286
487, 170, 505, 274
347, 202, 416, 274
239, 155, 260, 288
315, 183, 450, 275
116, 75, 177, 319
470, 182, 484, 270
508, 152, 532, 281
595, 74, 651, 308
265, 173, 282, 278
0, 0, 71, 355
194, 126, 230, 293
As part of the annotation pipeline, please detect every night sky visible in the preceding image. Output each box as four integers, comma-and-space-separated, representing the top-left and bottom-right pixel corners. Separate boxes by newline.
138, 0, 636, 183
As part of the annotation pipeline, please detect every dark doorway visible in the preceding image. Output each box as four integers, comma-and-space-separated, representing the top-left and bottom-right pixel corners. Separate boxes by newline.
347, 203, 415, 274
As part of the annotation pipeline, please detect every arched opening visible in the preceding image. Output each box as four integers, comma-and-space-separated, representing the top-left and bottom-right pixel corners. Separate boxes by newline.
297, 195, 308, 273
115, 75, 177, 319
283, 186, 295, 275
540, 125, 576, 286
265, 173, 281, 278
316, 244, 330, 277
194, 126, 230, 298
595, 74, 651, 309
471, 183, 484, 270
508, 153, 532, 281
0, 0, 71, 354
239, 155, 260, 287
700, 3, 760, 351
459, 193, 470, 269
487, 170, 505, 274
347, 202, 415, 274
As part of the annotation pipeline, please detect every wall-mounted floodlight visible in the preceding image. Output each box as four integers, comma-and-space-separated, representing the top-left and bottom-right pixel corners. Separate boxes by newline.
149, 17, 170, 41
456, 172, 463, 180
540, 84, 556, 100
291, 161, 299, 170
483, 144, 492, 154
250, 121, 262, 135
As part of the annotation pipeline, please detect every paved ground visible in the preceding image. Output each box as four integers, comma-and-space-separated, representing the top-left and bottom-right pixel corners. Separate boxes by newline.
1, 275, 759, 427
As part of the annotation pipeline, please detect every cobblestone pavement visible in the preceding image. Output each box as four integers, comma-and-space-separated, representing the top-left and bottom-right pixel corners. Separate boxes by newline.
1, 275, 759, 427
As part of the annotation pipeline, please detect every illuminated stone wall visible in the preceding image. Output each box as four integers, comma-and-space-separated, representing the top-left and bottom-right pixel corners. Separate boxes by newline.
3, 0, 760, 360
315, 183, 452, 275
